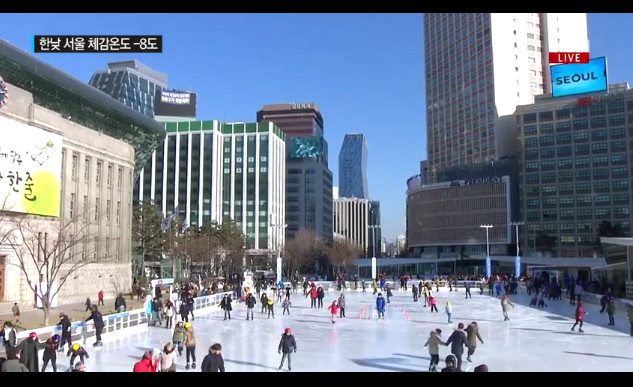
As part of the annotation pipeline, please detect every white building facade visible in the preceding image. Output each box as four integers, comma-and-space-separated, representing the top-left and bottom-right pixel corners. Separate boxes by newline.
333, 198, 370, 255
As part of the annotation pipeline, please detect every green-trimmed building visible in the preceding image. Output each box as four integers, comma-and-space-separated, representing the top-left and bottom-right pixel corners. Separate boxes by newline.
135, 120, 286, 252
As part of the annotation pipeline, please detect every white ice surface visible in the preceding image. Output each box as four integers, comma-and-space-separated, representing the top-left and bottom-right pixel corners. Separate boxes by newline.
72, 288, 633, 372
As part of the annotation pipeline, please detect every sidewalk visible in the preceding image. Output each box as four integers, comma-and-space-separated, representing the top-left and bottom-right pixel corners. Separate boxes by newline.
0, 296, 146, 331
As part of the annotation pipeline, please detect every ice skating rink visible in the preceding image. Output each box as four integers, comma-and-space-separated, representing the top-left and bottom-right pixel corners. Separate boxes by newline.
81, 287, 633, 372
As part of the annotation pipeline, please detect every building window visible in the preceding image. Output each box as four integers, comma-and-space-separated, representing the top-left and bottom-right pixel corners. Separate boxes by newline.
117, 168, 123, 188
107, 165, 113, 186
116, 201, 121, 224
71, 154, 78, 178
96, 161, 102, 184
69, 193, 75, 218
83, 195, 88, 219
106, 200, 111, 221
84, 158, 91, 181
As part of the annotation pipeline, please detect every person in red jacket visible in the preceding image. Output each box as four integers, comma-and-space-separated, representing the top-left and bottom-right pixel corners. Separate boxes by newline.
133, 351, 157, 372
328, 301, 339, 324
97, 290, 104, 306
307, 286, 318, 309
571, 301, 586, 333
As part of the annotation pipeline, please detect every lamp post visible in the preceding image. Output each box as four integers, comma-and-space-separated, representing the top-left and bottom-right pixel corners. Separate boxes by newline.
270, 213, 287, 286
480, 224, 493, 277
369, 225, 380, 280
510, 221, 525, 278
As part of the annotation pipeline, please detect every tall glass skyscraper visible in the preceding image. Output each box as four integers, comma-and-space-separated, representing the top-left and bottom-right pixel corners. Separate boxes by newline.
89, 60, 168, 118
339, 134, 369, 199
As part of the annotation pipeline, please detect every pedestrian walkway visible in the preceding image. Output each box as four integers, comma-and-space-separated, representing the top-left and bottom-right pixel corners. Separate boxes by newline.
0, 297, 146, 331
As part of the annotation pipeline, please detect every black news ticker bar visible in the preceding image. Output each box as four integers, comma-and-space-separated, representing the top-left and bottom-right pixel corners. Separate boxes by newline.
33, 35, 163, 53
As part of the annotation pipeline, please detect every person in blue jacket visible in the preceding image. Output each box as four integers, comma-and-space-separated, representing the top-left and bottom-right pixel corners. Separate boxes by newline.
376, 293, 386, 320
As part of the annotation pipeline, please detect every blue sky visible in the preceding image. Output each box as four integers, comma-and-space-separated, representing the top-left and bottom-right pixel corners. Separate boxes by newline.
1, 13, 631, 240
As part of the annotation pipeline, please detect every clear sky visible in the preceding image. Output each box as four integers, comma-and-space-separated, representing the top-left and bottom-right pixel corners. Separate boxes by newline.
1, 13, 631, 241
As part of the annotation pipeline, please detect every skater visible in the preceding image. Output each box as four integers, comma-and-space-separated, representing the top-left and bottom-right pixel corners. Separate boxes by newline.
172, 322, 185, 356
362, 280, 366, 292
571, 301, 586, 333
607, 298, 616, 326
465, 322, 484, 363
85, 305, 105, 347
67, 344, 89, 369
627, 305, 633, 337
220, 294, 232, 320
201, 343, 225, 372
282, 297, 291, 315
423, 286, 429, 307
372, 279, 378, 295
42, 334, 60, 372
133, 351, 158, 372
2, 348, 29, 372
285, 287, 291, 300
246, 292, 256, 320
445, 301, 453, 324
328, 300, 339, 324
277, 288, 284, 302
157, 343, 177, 372
412, 284, 418, 302
537, 294, 548, 308
446, 323, 468, 371
115, 292, 127, 313
278, 328, 297, 371
338, 294, 346, 317
429, 296, 439, 313
184, 322, 197, 369
424, 329, 446, 372
501, 294, 514, 321
268, 296, 275, 318
317, 286, 325, 308
487, 277, 494, 296
474, 364, 489, 372
57, 313, 73, 352
164, 300, 174, 329
479, 282, 484, 295
441, 354, 459, 372
179, 301, 189, 323
464, 281, 472, 299
376, 293, 386, 320
18, 332, 40, 372
261, 293, 269, 313
386, 285, 393, 303
308, 286, 318, 308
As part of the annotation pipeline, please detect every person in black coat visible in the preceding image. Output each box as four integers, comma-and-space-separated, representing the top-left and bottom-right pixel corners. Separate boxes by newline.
42, 334, 60, 372
201, 343, 225, 372
278, 328, 297, 371
445, 323, 468, 371
220, 294, 233, 320
0, 321, 17, 353
57, 313, 73, 352
245, 293, 256, 320
18, 332, 40, 372
179, 302, 189, 323
85, 305, 105, 346
441, 354, 459, 372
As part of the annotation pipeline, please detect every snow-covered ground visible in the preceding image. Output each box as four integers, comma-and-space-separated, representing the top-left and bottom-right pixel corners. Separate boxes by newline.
75, 286, 632, 372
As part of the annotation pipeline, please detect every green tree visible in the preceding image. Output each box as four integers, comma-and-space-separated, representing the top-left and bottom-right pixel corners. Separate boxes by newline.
132, 201, 164, 283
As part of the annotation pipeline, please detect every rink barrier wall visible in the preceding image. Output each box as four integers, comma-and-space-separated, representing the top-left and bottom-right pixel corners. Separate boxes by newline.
279, 280, 488, 293
0, 290, 235, 355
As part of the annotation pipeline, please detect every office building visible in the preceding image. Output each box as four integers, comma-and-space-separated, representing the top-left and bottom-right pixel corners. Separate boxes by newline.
257, 103, 324, 137
135, 120, 286, 251
257, 103, 333, 241
339, 134, 369, 198
515, 83, 633, 258
368, 201, 382, 258
333, 198, 371, 256
89, 60, 168, 118
424, 13, 589, 181
0, 39, 164, 304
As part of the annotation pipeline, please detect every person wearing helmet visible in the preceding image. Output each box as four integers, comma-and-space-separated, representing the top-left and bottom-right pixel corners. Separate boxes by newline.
42, 334, 61, 372
56, 313, 72, 352
17, 332, 40, 372
441, 354, 459, 372
277, 328, 297, 371
67, 343, 90, 369
184, 321, 196, 370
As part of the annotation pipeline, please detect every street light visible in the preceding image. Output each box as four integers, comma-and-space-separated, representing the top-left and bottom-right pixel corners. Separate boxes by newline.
510, 221, 525, 278
270, 213, 287, 286
480, 224, 493, 277
368, 225, 381, 280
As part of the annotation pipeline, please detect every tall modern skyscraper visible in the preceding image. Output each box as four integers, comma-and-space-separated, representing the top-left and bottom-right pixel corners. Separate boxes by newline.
339, 134, 369, 199
424, 13, 589, 181
257, 103, 333, 241
89, 60, 168, 118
